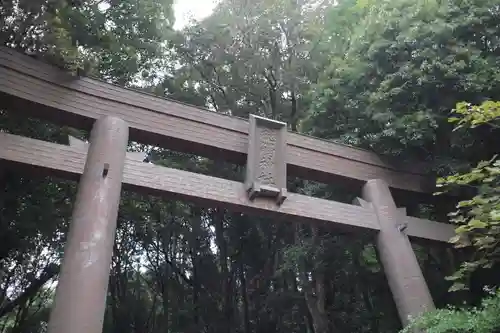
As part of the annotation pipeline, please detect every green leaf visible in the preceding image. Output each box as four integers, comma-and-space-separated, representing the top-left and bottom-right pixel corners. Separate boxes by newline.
490, 210, 500, 221
467, 219, 488, 229
449, 282, 467, 292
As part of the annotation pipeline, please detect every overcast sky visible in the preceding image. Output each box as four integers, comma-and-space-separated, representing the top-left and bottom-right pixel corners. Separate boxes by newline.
173, 0, 219, 30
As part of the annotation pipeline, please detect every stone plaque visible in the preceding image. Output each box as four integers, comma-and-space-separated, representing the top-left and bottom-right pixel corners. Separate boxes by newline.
245, 115, 287, 205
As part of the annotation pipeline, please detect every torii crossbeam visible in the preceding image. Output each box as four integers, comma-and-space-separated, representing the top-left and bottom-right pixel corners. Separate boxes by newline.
0, 47, 455, 332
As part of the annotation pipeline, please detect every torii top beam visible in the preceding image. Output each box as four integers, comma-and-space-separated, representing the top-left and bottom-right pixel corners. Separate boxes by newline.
0, 46, 432, 194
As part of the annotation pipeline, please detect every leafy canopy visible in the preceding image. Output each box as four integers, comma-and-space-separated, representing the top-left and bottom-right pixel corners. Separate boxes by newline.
437, 100, 500, 292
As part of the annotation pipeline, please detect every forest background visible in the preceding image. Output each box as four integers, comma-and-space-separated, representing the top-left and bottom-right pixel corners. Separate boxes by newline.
1, 0, 500, 332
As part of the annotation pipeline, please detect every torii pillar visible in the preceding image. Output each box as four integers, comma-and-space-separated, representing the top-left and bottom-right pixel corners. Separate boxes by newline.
47, 116, 128, 333
0, 163, 4, 210
359, 179, 435, 327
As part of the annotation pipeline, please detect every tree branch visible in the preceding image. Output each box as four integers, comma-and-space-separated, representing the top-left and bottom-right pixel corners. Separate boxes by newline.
0, 264, 59, 319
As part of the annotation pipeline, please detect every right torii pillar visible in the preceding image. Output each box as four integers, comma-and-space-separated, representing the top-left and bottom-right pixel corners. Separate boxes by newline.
360, 179, 435, 327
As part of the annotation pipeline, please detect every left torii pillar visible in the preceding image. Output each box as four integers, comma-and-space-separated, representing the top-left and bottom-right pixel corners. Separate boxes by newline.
48, 116, 128, 333
0, 163, 4, 216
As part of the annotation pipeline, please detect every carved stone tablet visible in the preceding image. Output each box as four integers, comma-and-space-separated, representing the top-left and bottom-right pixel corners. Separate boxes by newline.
245, 115, 287, 205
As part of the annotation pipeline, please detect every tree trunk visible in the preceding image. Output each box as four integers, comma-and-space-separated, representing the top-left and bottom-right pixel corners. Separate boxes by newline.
0, 264, 59, 319
214, 209, 232, 333
160, 270, 169, 333
304, 272, 329, 333
290, 90, 298, 131
239, 262, 250, 333
190, 211, 202, 333
299, 225, 330, 333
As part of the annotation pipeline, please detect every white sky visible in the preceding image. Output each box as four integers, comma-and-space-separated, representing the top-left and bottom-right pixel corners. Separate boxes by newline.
173, 0, 220, 30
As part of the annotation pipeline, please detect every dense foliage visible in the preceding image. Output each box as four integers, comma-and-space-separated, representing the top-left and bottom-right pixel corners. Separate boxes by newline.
1, 0, 499, 332
436, 101, 500, 292
399, 100, 500, 332
401, 288, 500, 333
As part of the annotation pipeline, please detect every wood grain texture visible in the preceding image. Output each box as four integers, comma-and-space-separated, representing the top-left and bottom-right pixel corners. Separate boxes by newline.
0, 133, 380, 232
0, 46, 431, 193
48, 117, 128, 333
354, 198, 454, 243
405, 216, 455, 243
362, 179, 436, 325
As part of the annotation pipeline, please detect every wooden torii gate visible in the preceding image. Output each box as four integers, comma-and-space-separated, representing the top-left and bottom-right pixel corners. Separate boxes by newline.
0, 47, 455, 332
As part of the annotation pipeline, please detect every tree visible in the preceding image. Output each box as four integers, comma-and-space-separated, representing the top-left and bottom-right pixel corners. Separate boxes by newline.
436, 101, 500, 292
170, 0, 332, 129
304, 0, 500, 170
1, 0, 174, 83
3, 0, 499, 332
1, 0, 176, 331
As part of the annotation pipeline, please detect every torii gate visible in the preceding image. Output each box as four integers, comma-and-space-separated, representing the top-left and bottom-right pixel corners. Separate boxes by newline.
0, 47, 455, 332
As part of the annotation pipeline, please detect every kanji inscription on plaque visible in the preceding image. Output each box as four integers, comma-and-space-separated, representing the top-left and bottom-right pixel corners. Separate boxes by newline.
245, 115, 287, 205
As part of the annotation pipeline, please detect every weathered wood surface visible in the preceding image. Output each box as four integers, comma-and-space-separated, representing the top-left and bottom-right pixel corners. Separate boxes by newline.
362, 180, 435, 325
0, 132, 454, 241
0, 46, 431, 193
48, 117, 128, 333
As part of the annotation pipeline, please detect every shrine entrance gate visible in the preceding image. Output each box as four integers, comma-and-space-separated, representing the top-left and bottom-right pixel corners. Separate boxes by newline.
0, 47, 455, 333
